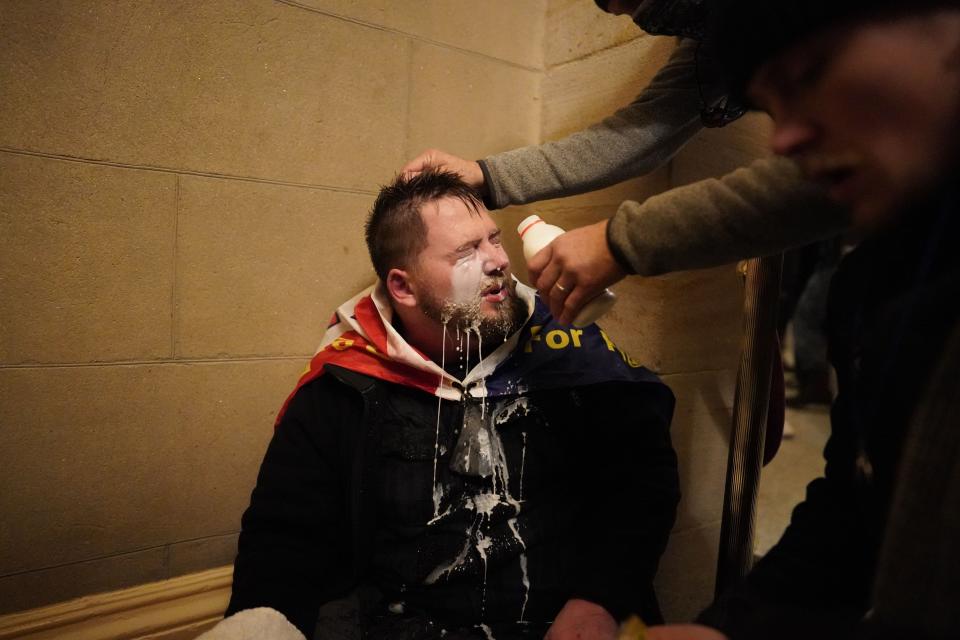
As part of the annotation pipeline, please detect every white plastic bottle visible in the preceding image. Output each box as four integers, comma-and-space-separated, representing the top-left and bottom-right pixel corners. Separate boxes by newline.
517, 214, 617, 327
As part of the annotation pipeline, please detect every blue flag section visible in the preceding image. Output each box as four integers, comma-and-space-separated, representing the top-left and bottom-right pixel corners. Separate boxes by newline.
485, 299, 665, 397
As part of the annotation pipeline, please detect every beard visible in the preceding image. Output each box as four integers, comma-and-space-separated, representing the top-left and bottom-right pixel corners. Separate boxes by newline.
419, 275, 527, 343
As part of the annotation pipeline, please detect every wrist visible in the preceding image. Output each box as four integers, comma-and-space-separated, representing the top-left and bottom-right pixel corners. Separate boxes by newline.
476, 159, 498, 209
605, 215, 637, 275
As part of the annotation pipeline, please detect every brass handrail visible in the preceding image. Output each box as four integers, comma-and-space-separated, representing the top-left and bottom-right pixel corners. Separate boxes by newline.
715, 254, 783, 595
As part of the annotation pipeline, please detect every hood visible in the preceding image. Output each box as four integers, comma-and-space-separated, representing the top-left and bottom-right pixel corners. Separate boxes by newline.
274, 279, 663, 426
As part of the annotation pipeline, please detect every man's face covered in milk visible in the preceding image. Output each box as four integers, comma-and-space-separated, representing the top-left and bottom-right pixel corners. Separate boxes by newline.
412, 197, 526, 343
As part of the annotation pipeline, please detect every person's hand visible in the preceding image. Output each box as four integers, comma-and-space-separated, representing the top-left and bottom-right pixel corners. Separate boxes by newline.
646, 624, 729, 640
527, 219, 627, 325
544, 599, 619, 640
401, 149, 486, 191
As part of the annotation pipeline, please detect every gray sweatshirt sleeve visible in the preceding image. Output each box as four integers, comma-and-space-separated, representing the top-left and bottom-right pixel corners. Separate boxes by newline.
606, 156, 851, 276
480, 38, 705, 209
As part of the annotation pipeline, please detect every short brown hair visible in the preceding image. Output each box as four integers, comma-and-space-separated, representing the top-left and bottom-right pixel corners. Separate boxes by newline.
365, 170, 484, 281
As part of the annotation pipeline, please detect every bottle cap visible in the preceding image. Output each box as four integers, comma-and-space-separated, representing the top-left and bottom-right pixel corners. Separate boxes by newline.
517, 215, 544, 239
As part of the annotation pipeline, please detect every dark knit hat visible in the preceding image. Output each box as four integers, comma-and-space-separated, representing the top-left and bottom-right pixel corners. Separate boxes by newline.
713, 0, 957, 104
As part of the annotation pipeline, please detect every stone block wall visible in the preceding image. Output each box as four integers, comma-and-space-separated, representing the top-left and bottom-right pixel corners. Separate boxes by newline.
0, 0, 543, 614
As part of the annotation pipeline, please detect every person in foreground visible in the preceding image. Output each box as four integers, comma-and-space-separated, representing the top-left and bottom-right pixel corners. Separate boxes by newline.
221, 170, 681, 639
647, 1, 960, 639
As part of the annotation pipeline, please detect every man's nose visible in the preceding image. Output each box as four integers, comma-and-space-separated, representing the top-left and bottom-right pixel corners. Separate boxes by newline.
769, 117, 819, 158
482, 244, 509, 274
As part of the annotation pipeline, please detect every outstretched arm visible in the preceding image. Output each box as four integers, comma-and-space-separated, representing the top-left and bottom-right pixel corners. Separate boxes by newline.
402, 39, 703, 208
529, 156, 848, 324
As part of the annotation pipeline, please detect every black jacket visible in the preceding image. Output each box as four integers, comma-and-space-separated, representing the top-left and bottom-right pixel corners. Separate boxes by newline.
227, 365, 680, 638
699, 191, 960, 638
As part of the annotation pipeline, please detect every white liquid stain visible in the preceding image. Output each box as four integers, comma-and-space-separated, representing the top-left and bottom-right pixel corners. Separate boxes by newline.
450, 253, 485, 305
507, 518, 530, 622
432, 321, 448, 518
425, 533, 473, 585
519, 432, 527, 503
475, 324, 486, 420
494, 398, 529, 426
476, 527, 492, 617
425, 506, 480, 585
465, 328, 471, 380
423, 255, 531, 632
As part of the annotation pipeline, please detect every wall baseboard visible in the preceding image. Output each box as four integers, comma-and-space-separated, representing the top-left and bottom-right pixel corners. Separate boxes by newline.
0, 566, 232, 640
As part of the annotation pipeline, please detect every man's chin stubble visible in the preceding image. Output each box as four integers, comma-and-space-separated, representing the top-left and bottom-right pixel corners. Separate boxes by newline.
425, 293, 525, 344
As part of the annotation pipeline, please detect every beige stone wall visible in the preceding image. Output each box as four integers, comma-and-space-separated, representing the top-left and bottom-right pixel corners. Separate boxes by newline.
0, 0, 544, 614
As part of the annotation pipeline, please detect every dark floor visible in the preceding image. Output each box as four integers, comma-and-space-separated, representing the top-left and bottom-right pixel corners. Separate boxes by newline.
755, 404, 831, 556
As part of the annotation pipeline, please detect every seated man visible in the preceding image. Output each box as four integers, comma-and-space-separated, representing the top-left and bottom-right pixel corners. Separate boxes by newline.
223, 170, 680, 639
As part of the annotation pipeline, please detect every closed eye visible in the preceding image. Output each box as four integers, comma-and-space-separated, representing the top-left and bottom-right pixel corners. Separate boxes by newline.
454, 242, 479, 255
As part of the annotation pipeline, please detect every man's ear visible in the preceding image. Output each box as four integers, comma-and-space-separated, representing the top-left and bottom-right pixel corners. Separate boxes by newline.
386, 268, 418, 308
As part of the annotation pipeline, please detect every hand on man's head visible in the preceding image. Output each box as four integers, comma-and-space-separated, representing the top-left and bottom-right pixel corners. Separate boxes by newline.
401, 148, 486, 193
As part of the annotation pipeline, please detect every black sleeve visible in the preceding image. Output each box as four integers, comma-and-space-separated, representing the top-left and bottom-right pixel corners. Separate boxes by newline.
566, 381, 681, 623
697, 258, 880, 639
225, 375, 361, 637
695, 437, 877, 638
696, 410, 878, 636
